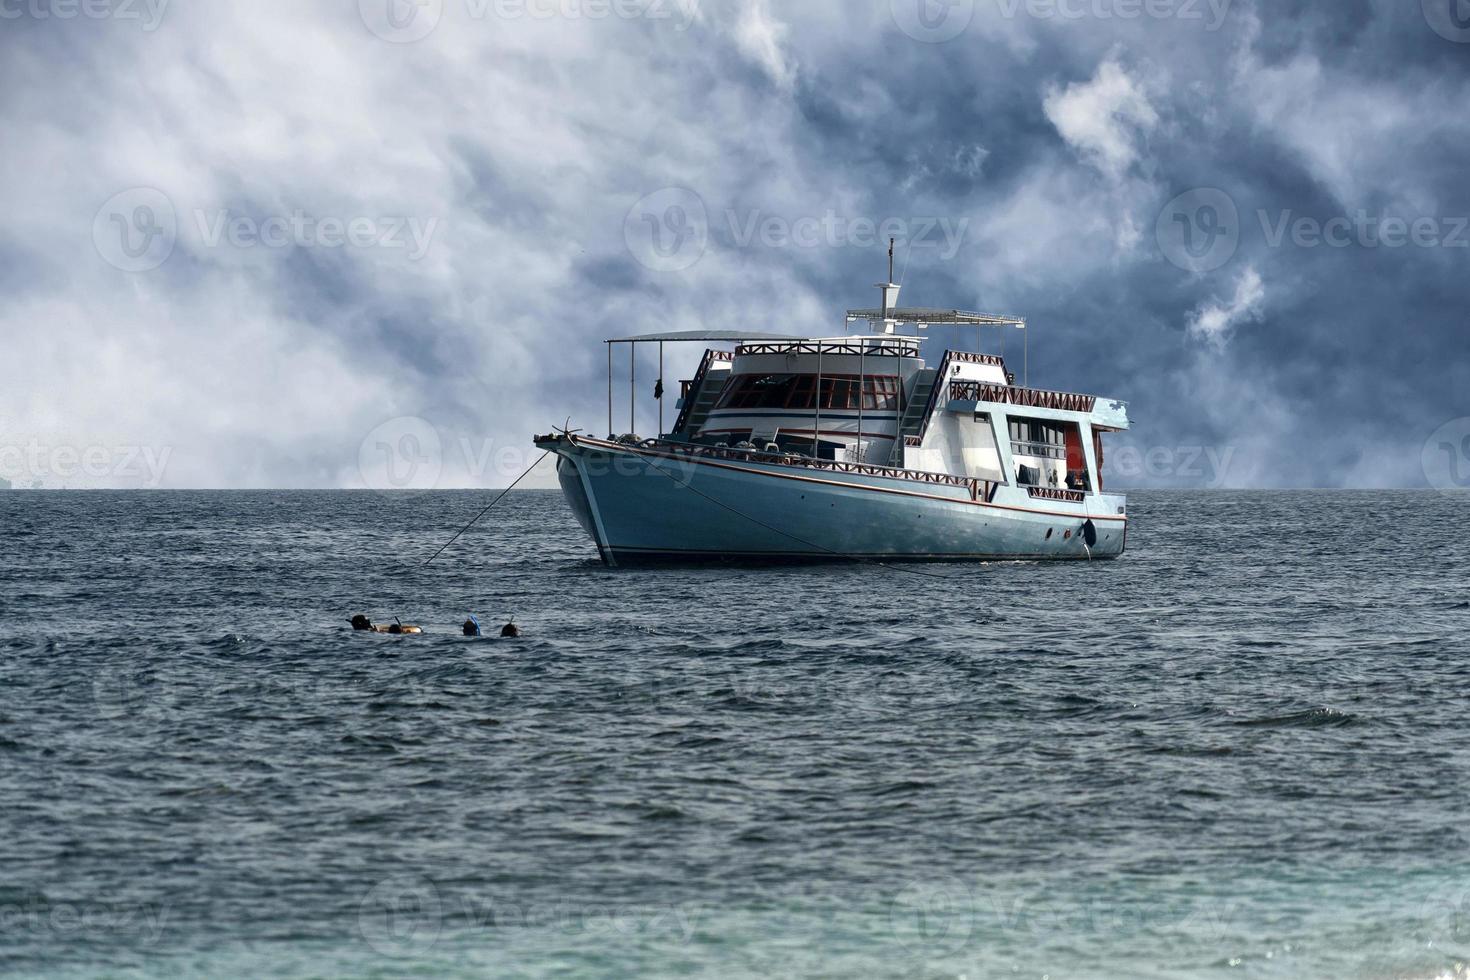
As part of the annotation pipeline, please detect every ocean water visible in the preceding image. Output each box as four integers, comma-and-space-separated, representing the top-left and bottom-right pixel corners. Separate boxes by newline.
1, 489, 1468, 979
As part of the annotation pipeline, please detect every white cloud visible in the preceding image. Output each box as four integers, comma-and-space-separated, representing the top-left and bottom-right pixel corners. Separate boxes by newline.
734, 0, 796, 92
0, 1, 855, 487
1229, 10, 1470, 211
1188, 267, 1265, 345
1043, 57, 1160, 180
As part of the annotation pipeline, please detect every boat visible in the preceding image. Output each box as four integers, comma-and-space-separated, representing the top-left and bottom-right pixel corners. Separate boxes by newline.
534, 245, 1131, 565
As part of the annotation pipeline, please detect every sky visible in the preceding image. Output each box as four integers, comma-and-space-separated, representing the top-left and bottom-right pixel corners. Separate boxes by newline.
1, 0, 1467, 490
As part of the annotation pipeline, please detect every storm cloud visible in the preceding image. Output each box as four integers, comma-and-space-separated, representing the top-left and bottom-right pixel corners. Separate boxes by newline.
1, 0, 1466, 489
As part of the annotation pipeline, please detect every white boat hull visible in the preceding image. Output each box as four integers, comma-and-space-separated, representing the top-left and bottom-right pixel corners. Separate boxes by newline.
541, 436, 1127, 566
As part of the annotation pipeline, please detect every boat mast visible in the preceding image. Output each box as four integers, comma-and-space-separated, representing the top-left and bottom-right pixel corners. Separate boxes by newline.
877, 239, 907, 467
813, 345, 822, 458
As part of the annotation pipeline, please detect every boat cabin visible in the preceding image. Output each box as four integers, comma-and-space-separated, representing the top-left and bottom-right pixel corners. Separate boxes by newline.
600, 263, 1128, 501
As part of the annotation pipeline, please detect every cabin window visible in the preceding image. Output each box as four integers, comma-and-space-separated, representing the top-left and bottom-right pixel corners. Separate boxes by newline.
715, 374, 899, 412
1008, 419, 1068, 461
1009, 417, 1092, 491
716, 374, 805, 410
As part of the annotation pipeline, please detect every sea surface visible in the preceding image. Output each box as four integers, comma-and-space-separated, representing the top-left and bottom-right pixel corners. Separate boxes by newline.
1, 489, 1468, 979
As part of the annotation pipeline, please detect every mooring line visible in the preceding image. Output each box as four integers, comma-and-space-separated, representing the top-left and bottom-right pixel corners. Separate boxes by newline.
421, 451, 552, 568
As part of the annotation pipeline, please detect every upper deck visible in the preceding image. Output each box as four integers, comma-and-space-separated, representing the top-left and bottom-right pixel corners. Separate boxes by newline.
600, 276, 1127, 497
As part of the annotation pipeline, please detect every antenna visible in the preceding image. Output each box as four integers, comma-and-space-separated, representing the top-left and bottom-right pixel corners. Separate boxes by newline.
875, 238, 901, 334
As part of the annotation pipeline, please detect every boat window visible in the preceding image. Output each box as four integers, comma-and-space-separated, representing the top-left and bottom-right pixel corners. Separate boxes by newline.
1009, 417, 1093, 491
716, 374, 805, 410
715, 374, 900, 412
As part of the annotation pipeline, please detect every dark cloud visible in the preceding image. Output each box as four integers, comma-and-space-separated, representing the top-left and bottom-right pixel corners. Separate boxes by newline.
0, 0, 1464, 488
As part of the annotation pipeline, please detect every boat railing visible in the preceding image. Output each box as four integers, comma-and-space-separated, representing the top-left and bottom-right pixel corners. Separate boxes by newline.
1027, 486, 1086, 503
1010, 439, 1068, 461
949, 381, 1097, 414
735, 341, 920, 358
670, 349, 734, 435
644, 438, 999, 502
949, 351, 1008, 367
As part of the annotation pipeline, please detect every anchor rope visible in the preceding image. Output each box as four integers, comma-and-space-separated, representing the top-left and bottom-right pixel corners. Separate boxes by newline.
421, 451, 552, 568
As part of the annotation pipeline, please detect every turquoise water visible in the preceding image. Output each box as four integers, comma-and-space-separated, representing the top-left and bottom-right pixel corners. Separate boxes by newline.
1, 490, 1468, 978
